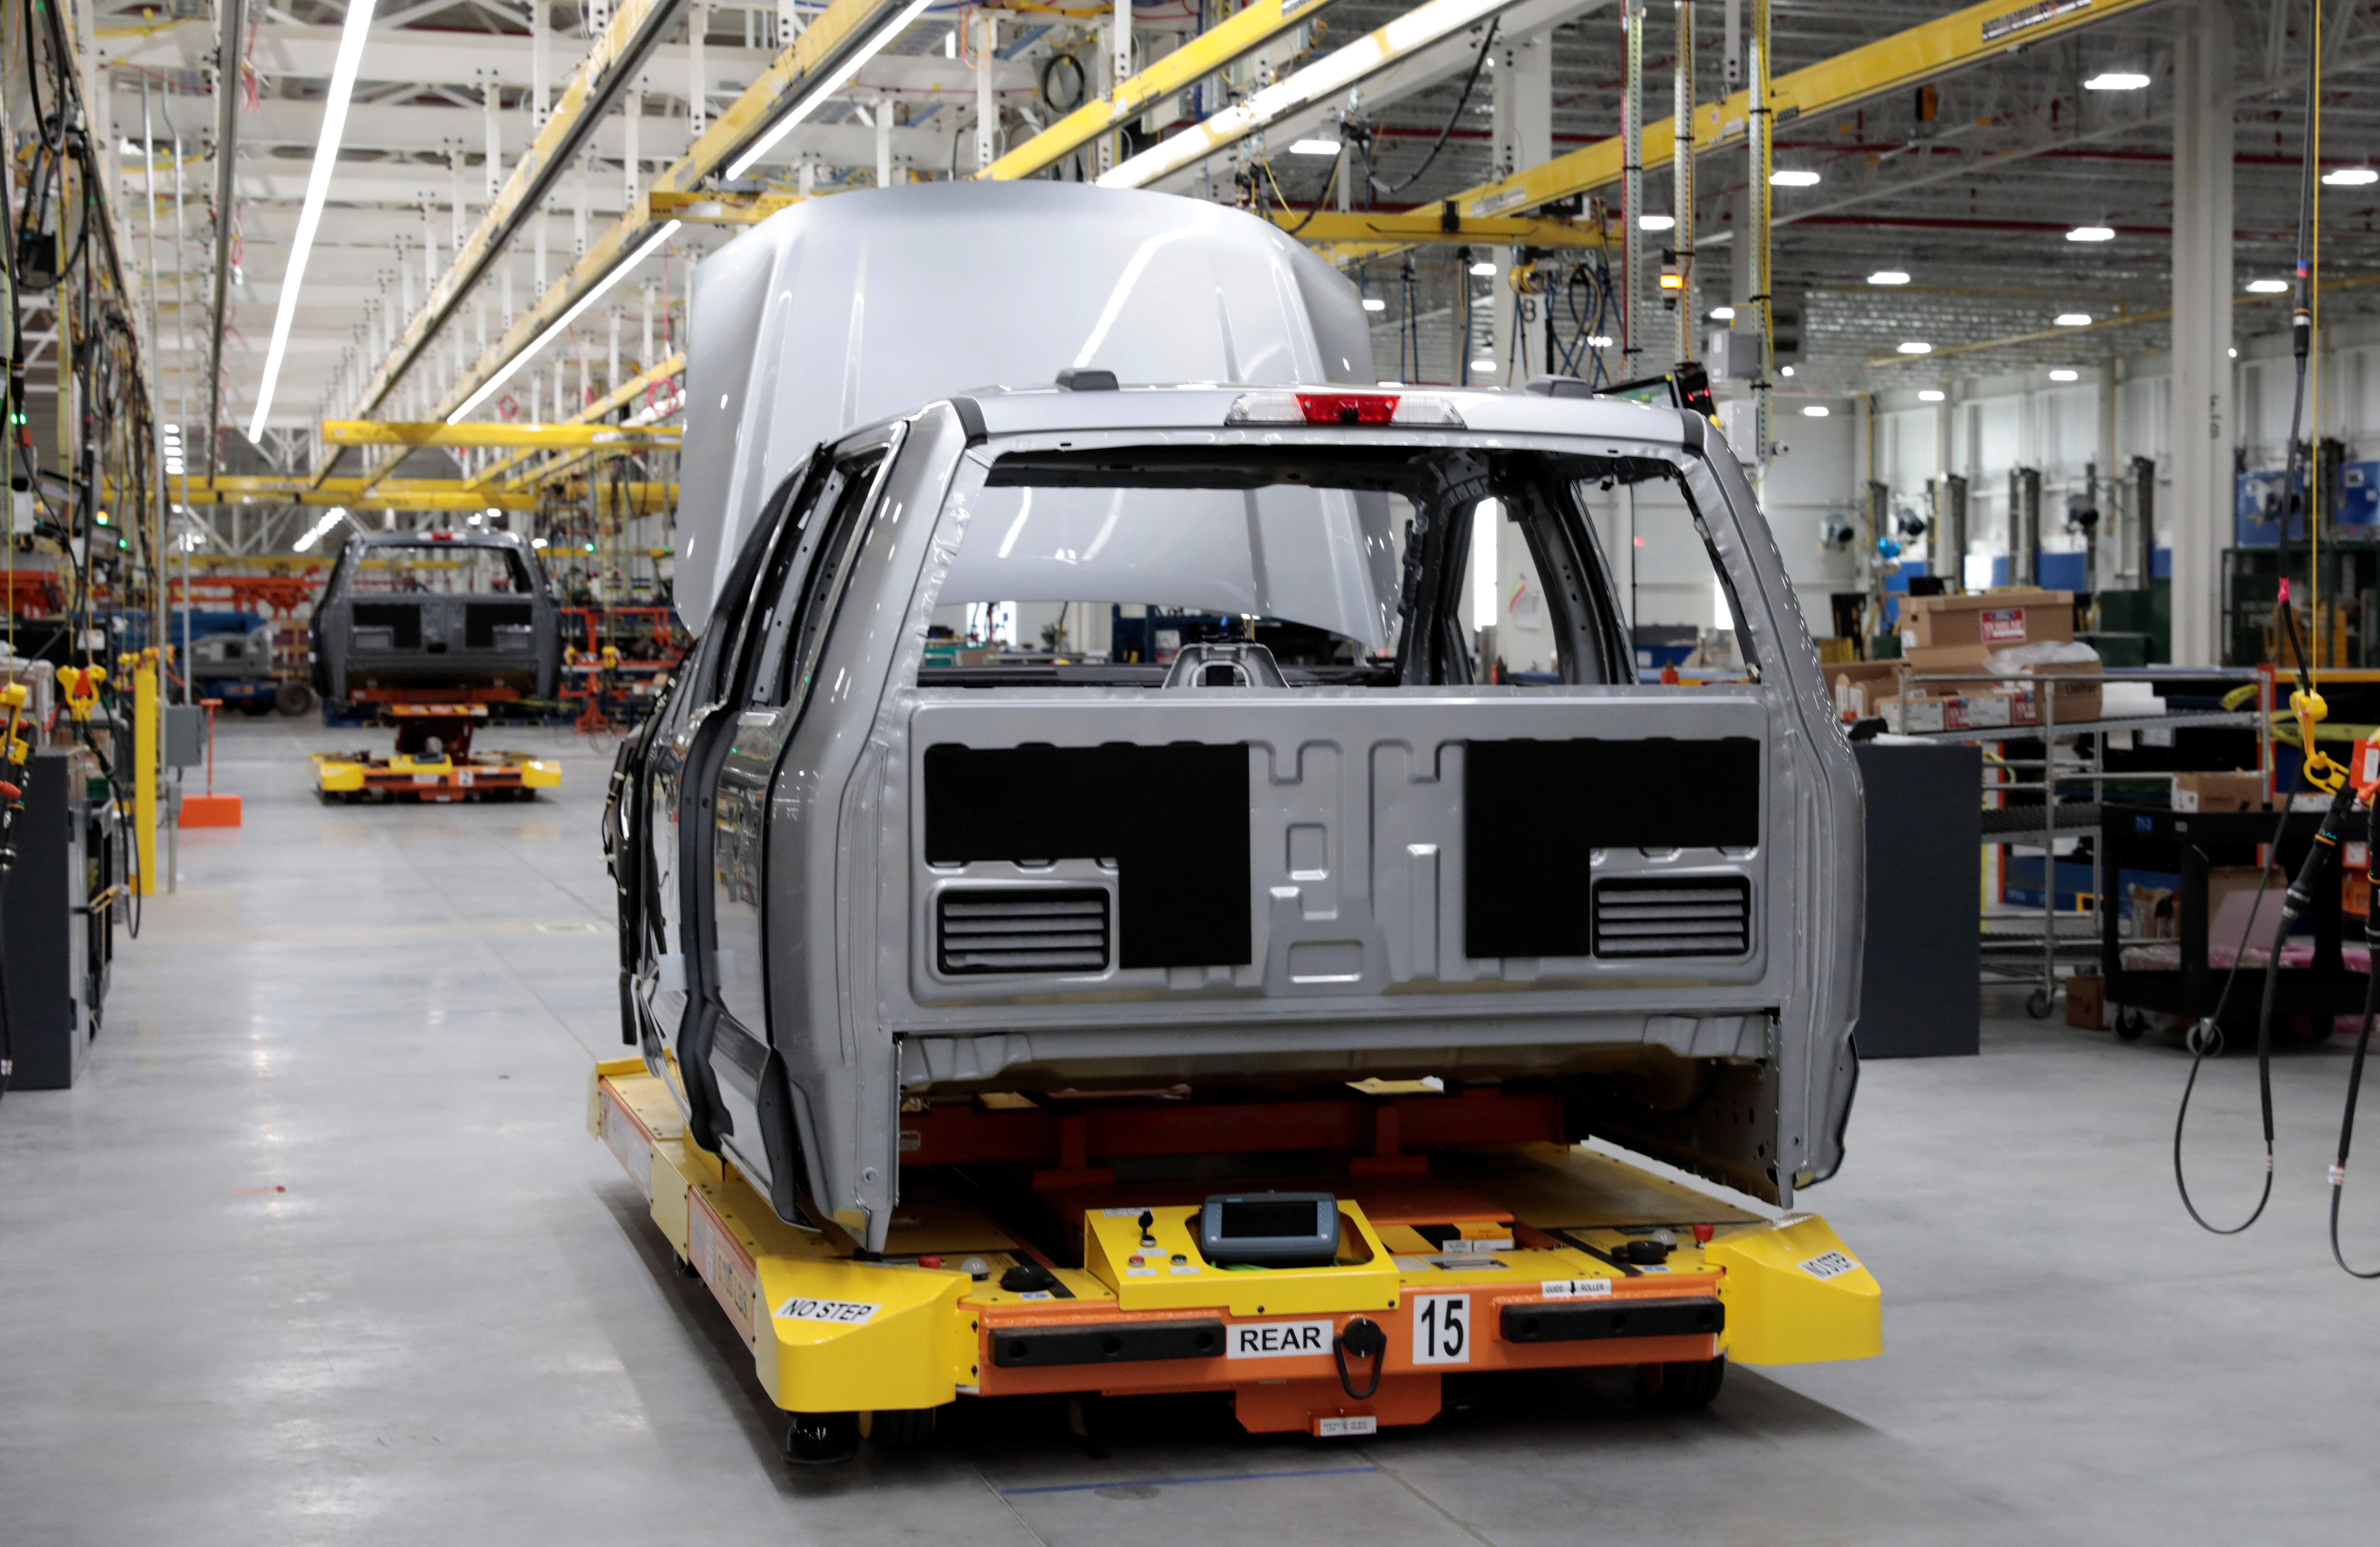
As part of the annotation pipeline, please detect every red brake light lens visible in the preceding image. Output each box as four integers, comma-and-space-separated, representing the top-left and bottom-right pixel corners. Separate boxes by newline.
1295, 392, 1400, 425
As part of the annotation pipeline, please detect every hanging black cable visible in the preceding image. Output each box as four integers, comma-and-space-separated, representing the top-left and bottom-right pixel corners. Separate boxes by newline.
2334, 792, 2380, 1277
2173, 602, 2326, 1235
1367, 20, 1500, 199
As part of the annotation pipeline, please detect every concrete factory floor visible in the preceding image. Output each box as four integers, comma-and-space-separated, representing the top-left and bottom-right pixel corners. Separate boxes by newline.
5, 715, 2379, 1545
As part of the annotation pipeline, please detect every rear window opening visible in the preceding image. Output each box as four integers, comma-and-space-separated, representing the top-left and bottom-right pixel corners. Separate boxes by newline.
344, 541, 534, 596
919, 443, 1748, 689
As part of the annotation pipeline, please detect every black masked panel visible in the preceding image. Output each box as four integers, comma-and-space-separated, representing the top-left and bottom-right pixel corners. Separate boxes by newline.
349, 602, 421, 649
465, 601, 534, 647
924, 743, 1251, 969
1465, 738, 1762, 959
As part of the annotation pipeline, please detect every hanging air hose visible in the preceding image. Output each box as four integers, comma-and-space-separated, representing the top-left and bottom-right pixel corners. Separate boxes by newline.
2168, 4, 2380, 1279
2334, 794, 2380, 1278
2174, 601, 2346, 1236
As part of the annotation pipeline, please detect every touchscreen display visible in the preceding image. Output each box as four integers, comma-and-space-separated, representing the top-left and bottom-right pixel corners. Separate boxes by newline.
1219, 1201, 1322, 1239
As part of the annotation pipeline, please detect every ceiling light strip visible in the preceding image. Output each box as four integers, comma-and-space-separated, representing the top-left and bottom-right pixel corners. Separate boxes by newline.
447, 222, 682, 424
247, 0, 378, 441
726, 0, 938, 178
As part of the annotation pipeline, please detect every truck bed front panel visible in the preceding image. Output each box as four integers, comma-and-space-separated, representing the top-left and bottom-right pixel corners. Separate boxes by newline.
890, 688, 1785, 1055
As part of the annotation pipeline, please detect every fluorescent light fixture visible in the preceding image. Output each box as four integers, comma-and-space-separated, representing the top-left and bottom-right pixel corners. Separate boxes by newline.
1362, 297, 1387, 311
1290, 137, 1341, 156
1802, 405, 1830, 418
485, 506, 501, 519
726, 0, 936, 178
1587, 334, 1614, 348
1897, 341, 1932, 355
2048, 368, 2080, 382
1378, 380, 1405, 387
1919, 389, 1946, 402
1470, 359, 1497, 372
1470, 260, 1497, 276
532, 536, 549, 548
1868, 270, 1910, 285
1708, 305, 1734, 320
2055, 312, 2092, 326
2084, 72, 2149, 90
2229, 346, 2239, 358
1639, 213, 1675, 231
1769, 169, 1820, 187
2067, 225, 2115, 242
1780, 365, 1795, 377
245, 0, 378, 442
2246, 278, 2291, 293
447, 222, 682, 423
2324, 168, 2378, 186
292, 506, 349, 553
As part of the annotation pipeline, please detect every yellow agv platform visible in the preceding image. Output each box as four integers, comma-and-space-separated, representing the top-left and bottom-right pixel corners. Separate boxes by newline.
590, 1058, 1879, 1452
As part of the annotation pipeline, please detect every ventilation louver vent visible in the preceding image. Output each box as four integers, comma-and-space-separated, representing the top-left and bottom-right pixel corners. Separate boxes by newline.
937, 888, 1110, 975
1593, 877, 1752, 958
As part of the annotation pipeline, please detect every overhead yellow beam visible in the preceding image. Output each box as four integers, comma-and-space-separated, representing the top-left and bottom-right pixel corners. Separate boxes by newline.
470, 351, 689, 493
649, 189, 809, 224
174, 476, 678, 513
1446, 0, 2166, 222
1262, 210, 1607, 249
325, 421, 683, 449
979, 0, 1343, 182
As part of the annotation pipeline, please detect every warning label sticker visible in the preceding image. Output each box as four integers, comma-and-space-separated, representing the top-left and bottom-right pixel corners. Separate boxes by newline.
775, 1296, 881, 1326
1798, 1250, 1861, 1281
1226, 1319, 1332, 1358
1979, 607, 2028, 643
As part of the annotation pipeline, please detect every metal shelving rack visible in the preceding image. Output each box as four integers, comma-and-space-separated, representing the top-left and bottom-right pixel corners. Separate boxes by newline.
1891, 668, 2272, 1017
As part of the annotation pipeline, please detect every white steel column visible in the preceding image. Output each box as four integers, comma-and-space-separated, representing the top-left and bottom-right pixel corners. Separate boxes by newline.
1491, 30, 1552, 382
624, 91, 641, 207
2169, 0, 2234, 666
975, 10, 998, 173
690, 2, 710, 138
532, 1, 550, 125
483, 72, 502, 197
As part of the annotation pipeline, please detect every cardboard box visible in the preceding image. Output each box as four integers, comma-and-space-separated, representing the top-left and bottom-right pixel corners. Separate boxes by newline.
2065, 975, 2107, 1030
2171, 771, 2268, 813
1827, 661, 1906, 720
2208, 865, 2293, 956
1901, 643, 2102, 725
1879, 691, 2017, 734
1877, 695, 1942, 735
1898, 589, 2075, 651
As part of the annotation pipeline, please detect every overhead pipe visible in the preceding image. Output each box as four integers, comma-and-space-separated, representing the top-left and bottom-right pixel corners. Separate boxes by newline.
1620, 0, 1644, 377
1747, 0, 1772, 467
205, 0, 247, 474
1672, 0, 1695, 364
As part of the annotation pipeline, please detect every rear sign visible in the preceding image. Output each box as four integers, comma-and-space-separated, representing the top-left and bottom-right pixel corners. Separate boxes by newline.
1227, 1319, 1333, 1358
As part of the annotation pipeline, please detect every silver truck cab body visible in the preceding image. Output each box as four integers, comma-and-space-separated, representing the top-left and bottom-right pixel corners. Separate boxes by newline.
603, 188, 1862, 1253
610, 386, 1864, 1250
